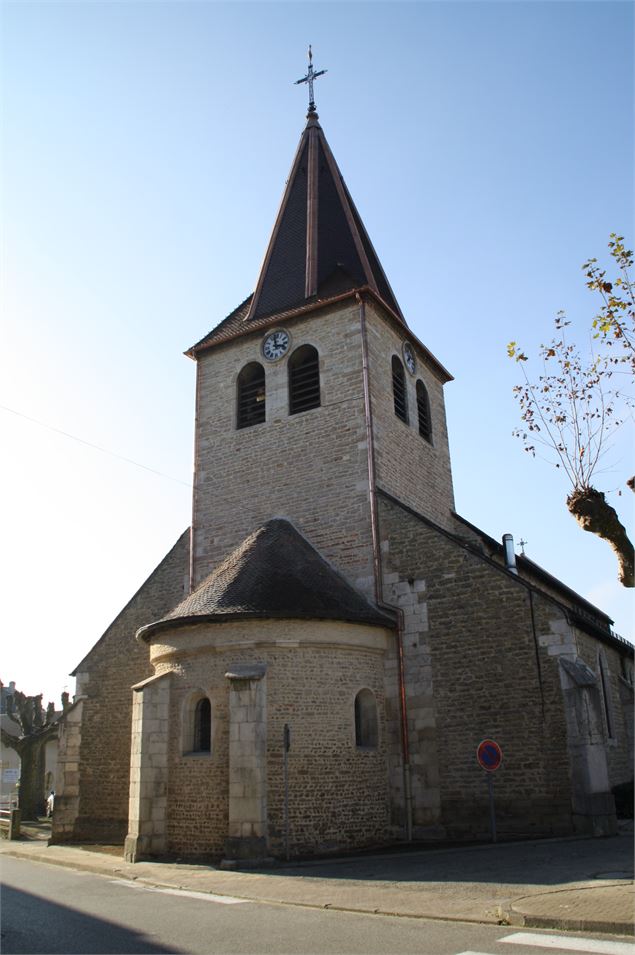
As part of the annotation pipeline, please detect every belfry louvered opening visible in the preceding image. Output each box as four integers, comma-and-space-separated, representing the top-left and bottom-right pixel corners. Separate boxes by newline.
289, 345, 320, 415
237, 362, 266, 429
416, 380, 432, 443
392, 356, 408, 423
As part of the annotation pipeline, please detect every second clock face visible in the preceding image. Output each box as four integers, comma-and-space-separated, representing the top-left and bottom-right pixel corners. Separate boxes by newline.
403, 341, 416, 375
262, 329, 290, 361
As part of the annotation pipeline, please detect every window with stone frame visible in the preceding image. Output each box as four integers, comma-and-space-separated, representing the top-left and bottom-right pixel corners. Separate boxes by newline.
288, 344, 321, 415
354, 688, 378, 749
392, 356, 408, 424
237, 362, 266, 429
183, 692, 212, 755
416, 379, 432, 443
598, 651, 615, 739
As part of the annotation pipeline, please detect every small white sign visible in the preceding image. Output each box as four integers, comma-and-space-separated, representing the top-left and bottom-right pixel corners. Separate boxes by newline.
3, 769, 20, 783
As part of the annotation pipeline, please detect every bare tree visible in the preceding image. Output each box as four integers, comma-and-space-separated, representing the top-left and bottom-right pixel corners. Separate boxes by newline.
508, 235, 634, 587
1, 684, 70, 820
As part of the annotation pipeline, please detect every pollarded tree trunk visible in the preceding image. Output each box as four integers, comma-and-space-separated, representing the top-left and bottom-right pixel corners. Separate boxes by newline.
16, 737, 46, 821
1, 724, 57, 821
567, 486, 634, 588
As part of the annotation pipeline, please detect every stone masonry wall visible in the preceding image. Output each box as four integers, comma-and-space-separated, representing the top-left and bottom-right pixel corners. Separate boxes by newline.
166, 663, 229, 858
63, 530, 190, 843
125, 673, 171, 861
379, 494, 575, 840
266, 643, 390, 857
152, 619, 392, 859
366, 301, 456, 532
575, 631, 634, 788
50, 699, 83, 843
192, 301, 375, 598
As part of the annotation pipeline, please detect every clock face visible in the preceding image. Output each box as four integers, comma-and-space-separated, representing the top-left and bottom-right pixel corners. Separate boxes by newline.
403, 342, 416, 375
262, 329, 290, 361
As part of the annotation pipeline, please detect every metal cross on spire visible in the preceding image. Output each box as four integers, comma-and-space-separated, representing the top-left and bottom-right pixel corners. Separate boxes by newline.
294, 45, 327, 114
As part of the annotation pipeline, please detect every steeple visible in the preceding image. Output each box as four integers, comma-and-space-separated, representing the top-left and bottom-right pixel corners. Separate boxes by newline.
245, 58, 405, 325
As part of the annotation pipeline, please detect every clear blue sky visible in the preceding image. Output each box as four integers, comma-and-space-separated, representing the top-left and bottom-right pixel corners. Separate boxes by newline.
2, 1, 633, 704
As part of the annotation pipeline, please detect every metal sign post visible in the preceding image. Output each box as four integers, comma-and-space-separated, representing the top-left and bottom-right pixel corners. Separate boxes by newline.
486, 774, 497, 843
476, 738, 503, 844
283, 723, 291, 861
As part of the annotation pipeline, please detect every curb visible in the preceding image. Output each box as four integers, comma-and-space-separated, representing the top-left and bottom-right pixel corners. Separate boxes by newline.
498, 885, 635, 939
3, 844, 633, 938
1, 847, 127, 880
505, 911, 635, 937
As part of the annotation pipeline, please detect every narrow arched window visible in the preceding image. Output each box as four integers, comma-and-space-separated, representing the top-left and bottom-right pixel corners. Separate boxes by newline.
289, 345, 320, 415
193, 697, 211, 752
354, 689, 378, 749
392, 356, 408, 423
237, 362, 266, 429
598, 652, 614, 739
416, 380, 432, 443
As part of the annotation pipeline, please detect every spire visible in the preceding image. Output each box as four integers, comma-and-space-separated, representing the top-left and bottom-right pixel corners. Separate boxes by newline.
245, 54, 404, 324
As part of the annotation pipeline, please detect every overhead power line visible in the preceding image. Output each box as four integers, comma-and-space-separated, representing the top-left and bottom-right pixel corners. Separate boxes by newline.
0, 403, 192, 489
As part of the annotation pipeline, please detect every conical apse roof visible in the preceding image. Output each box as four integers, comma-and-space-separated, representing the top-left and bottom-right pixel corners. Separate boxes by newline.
138, 519, 393, 639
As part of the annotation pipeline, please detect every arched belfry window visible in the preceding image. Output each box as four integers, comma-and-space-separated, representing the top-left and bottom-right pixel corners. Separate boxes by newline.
416, 380, 432, 443
354, 689, 378, 749
598, 652, 614, 739
237, 362, 266, 429
289, 345, 320, 415
392, 356, 408, 424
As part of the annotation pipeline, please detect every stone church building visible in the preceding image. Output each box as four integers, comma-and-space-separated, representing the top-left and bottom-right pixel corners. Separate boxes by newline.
52, 102, 633, 864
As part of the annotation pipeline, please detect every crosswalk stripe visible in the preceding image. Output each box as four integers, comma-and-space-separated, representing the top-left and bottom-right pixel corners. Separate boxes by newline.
500, 931, 635, 955
110, 879, 247, 904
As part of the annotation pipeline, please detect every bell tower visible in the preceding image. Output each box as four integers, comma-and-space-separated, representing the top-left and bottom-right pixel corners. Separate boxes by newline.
187, 59, 456, 596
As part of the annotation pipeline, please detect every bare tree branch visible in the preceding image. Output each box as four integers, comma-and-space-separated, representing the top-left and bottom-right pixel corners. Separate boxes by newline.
508, 235, 634, 587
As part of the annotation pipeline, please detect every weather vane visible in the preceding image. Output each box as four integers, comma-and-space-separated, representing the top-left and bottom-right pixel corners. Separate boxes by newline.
294, 45, 327, 114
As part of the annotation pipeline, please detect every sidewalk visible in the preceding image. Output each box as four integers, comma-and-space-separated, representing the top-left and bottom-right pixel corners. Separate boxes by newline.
1, 827, 633, 937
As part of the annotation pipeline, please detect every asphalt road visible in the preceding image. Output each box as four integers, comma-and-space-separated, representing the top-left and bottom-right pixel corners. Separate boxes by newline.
1, 856, 632, 955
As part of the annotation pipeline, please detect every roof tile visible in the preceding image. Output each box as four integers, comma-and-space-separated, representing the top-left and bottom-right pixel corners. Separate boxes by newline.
139, 519, 393, 638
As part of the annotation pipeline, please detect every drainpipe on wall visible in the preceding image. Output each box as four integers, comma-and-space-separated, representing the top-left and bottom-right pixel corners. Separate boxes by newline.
189, 359, 202, 594
357, 292, 413, 843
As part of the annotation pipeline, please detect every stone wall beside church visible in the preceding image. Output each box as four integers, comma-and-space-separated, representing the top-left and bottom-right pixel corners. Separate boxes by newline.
377, 493, 632, 841
52, 530, 190, 844
575, 630, 634, 788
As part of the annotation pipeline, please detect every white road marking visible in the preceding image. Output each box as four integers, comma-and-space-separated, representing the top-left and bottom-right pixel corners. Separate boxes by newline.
500, 932, 635, 955
110, 879, 247, 904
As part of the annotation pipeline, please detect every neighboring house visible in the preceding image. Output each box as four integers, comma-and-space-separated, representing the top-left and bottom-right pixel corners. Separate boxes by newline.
0, 686, 21, 801
52, 101, 634, 862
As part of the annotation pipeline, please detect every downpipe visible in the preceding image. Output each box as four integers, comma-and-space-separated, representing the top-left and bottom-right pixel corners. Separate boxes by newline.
357, 293, 413, 842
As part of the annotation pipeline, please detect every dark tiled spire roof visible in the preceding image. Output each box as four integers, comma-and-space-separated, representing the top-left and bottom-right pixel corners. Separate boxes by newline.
138, 519, 393, 639
186, 112, 408, 358
247, 112, 405, 324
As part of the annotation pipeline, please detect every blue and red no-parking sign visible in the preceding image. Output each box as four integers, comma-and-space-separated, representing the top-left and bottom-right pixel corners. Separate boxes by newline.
476, 738, 503, 772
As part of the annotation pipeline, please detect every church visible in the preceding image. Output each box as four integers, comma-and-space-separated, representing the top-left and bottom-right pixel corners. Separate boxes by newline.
52, 64, 633, 864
